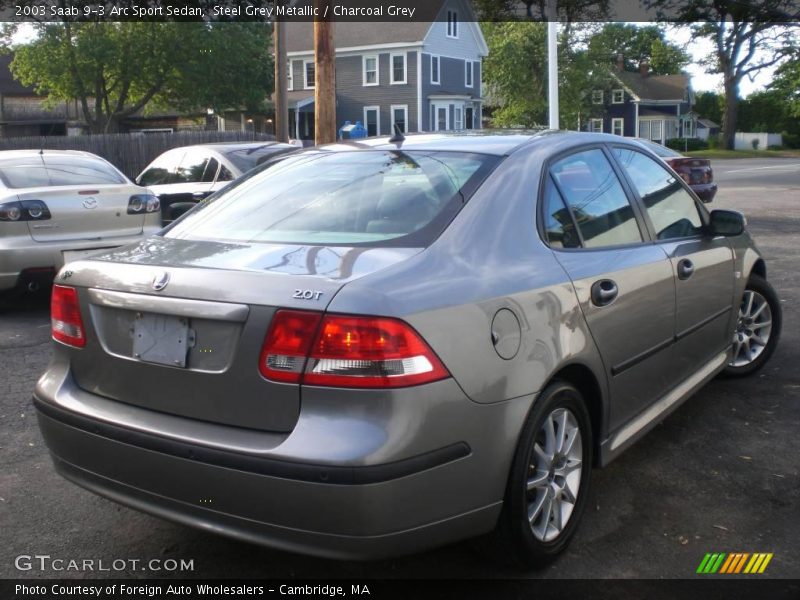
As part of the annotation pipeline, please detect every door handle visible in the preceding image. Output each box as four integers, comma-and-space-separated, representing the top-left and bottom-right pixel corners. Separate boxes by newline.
677, 259, 694, 280
591, 279, 618, 307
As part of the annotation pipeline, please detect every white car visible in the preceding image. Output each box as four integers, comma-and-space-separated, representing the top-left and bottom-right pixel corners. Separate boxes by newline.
0, 150, 161, 295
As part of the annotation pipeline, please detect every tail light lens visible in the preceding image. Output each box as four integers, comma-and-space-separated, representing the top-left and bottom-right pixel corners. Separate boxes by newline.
0, 200, 51, 221
51, 285, 86, 348
259, 311, 450, 388
128, 194, 160, 214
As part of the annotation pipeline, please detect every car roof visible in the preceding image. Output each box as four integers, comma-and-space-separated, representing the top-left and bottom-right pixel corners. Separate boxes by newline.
0, 149, 101, 160
311, 130, 643, 156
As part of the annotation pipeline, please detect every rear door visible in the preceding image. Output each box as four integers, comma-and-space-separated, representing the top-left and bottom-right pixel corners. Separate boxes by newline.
541, 146, 677, 432
611, 146, 735, 377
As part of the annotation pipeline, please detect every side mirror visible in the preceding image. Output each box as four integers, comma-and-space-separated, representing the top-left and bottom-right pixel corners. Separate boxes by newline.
708, 209, 746, 237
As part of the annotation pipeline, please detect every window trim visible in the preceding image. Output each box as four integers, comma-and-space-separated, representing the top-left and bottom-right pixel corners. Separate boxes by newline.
363, 105, 380, 137
390, 52, 407, 85
430, 55, 440, 85
447, 10, 459, 38
592, 90, 604, 105
611, 89, 624, 104
612, 117, 624, 136
287, 61, 293, 91
465, 61, 473, 88
536, 143, 653, 252
363, 54, 379, 87
589, 118, 603, 133
390, 104, 408, 134
303, 60, 315, 90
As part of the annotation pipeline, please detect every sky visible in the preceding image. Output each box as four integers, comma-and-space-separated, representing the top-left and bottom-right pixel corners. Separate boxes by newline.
7, 21, 778, 97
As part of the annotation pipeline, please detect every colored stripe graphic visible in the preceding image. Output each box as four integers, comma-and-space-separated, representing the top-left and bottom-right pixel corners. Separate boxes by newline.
698, 552, 773, 574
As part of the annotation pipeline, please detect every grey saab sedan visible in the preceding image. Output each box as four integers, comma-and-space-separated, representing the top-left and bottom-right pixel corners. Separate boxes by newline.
33, 131, 781, 566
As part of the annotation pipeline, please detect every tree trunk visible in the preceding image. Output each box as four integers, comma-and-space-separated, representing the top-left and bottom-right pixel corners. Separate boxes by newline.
721, 76, 739, 150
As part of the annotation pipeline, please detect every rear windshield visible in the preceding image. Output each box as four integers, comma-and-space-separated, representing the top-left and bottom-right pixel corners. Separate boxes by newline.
0, 155, 126, 188
223, 145, 296, 172
166, 150, 498, 247
637, 140, 682, 158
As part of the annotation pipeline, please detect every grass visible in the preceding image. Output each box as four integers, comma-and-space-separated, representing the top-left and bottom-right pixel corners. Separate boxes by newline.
685, 148, 800, 159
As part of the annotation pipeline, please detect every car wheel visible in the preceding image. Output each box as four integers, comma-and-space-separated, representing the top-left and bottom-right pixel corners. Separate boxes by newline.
723, 274, 782, 377
492, 381, 592, 567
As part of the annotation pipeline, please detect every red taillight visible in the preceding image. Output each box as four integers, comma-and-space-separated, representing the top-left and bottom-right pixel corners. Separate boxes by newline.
259, 310, 322, 383
51, 285, 86, 348
259, 312, 450, 388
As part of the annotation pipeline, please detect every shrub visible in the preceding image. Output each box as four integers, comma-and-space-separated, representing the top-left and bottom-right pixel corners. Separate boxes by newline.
751, 138, 760, 150
665, 137, 708, 152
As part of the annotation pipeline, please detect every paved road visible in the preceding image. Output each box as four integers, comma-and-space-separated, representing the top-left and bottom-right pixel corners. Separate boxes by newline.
1, 158, 798, 580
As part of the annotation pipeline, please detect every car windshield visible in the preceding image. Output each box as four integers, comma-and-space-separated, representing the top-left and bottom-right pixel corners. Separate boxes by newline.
166, 150, 498, 247
0, 155, 126, 188
223, 145, 295, 173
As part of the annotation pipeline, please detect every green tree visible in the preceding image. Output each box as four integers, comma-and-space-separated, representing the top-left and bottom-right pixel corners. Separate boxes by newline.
587, 23, 689, 75
652, 0, 799, 149
693, 91, 724, 125
769, 56, 800, 118
8, 22, 273, 133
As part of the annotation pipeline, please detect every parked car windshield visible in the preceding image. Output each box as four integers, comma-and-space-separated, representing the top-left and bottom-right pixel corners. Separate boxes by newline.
166, 150, 498, 246
0, 156, 126, 188
223, 145, 296, 173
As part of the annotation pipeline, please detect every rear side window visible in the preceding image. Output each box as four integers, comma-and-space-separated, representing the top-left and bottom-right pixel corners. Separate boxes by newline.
174, 150, 212, 184
167, 150, 498, 247
0, 156, 126, 188
550, 149, 642, 248
613, 148, 704, 240
542, 176, 580, 248
137, 150, 184, 186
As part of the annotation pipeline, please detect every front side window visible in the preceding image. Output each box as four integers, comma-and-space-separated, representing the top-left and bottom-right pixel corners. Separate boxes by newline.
137, 150, 184, 186
167, 151, 498, 247
613, 147, 704, 240
0, 156, 126, 188
550, 148, 642, 248
391, 53, 406, 84
363, 55, 378, 86
174, 151, 212, 184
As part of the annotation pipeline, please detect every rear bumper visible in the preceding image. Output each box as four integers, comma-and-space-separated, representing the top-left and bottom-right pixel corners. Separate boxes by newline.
0, 228, 160, 292
34, 358, 533, 559
691, 183, 718, 203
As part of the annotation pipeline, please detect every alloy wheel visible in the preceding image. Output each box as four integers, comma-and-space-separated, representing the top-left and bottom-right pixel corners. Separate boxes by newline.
526, 407, 583, 542
731, 289, 773, 367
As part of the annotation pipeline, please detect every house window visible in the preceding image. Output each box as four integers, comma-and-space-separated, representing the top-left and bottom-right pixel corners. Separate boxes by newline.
455, 107, 464, 130
612, 89, 624, 104
465, 61, 473, 87
684, 119, 694, 138
612, 118, 624, 136
391, 53, 407, 85
447, 10, 458, 38
363, 55, 379, 86
304, 60, 315, 89
590, 118, 603, 133
391, 105, 408, 134
430, 55, 440, 84
592, 90, 603, 104
287, 61, 293, 91
639, 120, 650, 139
651, 120, 663, 142
364, 106, 380, 137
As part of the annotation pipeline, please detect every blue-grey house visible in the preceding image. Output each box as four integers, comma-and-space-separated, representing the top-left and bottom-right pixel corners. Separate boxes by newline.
284, 0, 488, 140
587, 60, 698, 144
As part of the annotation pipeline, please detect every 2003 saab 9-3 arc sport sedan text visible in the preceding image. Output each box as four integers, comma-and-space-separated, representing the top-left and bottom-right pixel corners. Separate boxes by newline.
34, 131, 782, 566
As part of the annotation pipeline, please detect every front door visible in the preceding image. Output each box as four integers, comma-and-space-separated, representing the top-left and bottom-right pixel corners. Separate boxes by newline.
431, 103, 450, 131
543, 147, 677, 432
611, 146, 736, 377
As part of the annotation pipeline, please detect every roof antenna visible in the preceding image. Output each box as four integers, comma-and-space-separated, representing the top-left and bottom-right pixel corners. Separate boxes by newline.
389, 123, 405, 144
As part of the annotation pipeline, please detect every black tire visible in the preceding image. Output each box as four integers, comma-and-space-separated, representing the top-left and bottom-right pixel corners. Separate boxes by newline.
723, 274, 782, 378
490, 380, 593, 568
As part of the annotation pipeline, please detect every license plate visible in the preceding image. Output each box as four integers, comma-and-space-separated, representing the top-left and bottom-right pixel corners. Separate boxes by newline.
132, 313, 192, 368
61, 247, 114, 266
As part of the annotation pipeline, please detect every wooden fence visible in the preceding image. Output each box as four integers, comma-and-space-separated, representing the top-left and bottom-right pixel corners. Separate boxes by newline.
0, 130, 276, 179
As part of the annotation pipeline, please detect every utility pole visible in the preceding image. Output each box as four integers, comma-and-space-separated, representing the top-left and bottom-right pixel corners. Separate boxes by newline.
314, 0, 336, 145
546, 0, 559, 130
273, 20, 289, 143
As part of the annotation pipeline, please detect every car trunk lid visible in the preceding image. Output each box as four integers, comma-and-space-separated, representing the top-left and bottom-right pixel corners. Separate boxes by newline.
23, 185, 144, 242
63, 237, 422, 432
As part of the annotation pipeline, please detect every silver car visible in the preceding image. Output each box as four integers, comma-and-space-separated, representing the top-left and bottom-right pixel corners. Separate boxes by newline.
33, 132, 781, 565
0, 150, 161, 295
